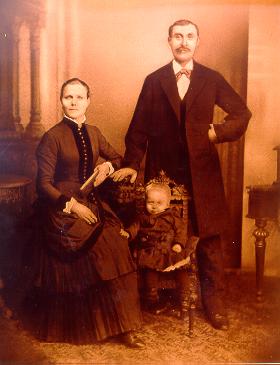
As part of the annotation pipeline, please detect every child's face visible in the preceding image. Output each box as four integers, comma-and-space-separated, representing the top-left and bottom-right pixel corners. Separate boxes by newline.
146, 189, 170, 215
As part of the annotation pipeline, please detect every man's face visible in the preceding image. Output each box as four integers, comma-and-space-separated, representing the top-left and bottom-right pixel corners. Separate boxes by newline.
168, 24, 199, 66
61, 83, 90, 123
146, 189, 170, 215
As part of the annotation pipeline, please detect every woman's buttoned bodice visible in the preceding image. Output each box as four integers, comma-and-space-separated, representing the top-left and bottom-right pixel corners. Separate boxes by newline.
36, 118, 122, 205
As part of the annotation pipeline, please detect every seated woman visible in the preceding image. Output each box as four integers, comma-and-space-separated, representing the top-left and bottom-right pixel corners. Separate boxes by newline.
121, 182, 198, 318
22, 78, 144, 348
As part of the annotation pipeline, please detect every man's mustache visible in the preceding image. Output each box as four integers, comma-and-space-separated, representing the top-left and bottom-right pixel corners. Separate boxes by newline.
176, 47, 191, 52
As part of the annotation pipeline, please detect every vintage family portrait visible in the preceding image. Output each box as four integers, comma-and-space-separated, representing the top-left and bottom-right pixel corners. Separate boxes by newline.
0, 0, 279, 364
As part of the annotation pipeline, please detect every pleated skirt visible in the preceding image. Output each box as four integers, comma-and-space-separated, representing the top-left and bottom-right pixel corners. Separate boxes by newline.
21, 220, 142, 344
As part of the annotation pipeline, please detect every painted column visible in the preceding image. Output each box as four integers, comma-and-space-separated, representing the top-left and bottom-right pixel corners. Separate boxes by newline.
12, 17, 24, 133
25, 18, 44, 138
0, 20, 15, 132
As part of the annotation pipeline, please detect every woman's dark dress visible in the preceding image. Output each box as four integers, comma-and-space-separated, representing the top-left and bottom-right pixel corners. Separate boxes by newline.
23, 117, 142, 344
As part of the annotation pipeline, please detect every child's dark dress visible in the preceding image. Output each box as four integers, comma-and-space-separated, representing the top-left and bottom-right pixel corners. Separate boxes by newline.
127, 207, 196, 271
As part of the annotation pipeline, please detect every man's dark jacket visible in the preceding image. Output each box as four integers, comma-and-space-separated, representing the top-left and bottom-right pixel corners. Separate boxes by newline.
123, 61, 252, 238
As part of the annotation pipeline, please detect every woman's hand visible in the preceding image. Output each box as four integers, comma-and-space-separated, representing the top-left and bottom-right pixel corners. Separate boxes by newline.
93, 163, 110, 187
71, 201, 98, 224
111, 168, 138, 183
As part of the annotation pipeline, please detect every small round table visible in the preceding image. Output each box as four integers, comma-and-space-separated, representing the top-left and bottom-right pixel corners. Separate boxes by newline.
0, 174, 32, 216
0, 175, 32, 306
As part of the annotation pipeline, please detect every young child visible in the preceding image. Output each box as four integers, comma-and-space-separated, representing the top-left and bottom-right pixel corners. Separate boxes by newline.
121, 182, 198, 317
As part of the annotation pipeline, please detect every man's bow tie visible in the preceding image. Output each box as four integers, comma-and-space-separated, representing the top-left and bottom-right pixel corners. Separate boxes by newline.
176, 69, 192, 81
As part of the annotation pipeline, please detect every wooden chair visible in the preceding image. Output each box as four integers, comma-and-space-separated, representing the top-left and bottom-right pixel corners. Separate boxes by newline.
101, 171, 199, 336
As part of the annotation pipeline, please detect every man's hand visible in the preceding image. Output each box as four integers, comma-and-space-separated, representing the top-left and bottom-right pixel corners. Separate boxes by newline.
93, 163, 110, 187
111, 168, 138, 183
71, 201, 98, 224
208, 124, 218, 143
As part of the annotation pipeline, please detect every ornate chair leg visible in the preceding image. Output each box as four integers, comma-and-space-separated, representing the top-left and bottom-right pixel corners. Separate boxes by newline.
188, 296, 196, 337
180, 288, 194, 337
188, 272, 198, 337
180, 292, 189, 322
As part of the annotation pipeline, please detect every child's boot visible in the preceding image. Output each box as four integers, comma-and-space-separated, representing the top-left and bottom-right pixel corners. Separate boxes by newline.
145, 288, 168, 314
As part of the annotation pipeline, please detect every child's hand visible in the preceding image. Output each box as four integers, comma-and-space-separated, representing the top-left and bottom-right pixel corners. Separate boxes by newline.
120, 228, 130, 239
172, 244, 182, 253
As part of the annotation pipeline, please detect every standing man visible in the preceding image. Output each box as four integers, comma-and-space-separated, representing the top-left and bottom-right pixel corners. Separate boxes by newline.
112, 19, 251, 330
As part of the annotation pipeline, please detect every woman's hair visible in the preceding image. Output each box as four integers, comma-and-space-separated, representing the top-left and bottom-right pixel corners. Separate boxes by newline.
168, 19, 200, 37
60, 78, 90, 100
145, 183, 172, 201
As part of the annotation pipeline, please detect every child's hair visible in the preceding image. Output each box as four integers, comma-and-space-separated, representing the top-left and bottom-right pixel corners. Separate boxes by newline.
145, 183, 172, 201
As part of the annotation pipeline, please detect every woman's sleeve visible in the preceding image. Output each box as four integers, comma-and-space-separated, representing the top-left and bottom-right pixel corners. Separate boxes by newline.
96, 128, 122, 170
36, 132, 69, 209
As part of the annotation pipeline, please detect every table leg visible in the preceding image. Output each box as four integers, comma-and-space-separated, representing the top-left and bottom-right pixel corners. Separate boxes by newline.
253, 218, 269, 303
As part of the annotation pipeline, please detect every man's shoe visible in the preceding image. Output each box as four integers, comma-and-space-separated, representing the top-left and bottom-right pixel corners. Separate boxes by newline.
208, 312, 229, 330
120, 332, 145, 349
202, 295, 228, 330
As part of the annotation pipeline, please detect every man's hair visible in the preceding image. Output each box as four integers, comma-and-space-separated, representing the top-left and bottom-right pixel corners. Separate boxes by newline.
145, 183, 172, 201
168, 19, 200, 37
60, 78, 90, 100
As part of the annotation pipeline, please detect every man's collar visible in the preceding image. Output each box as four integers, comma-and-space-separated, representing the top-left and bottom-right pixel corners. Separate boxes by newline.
172, 59, 194, 74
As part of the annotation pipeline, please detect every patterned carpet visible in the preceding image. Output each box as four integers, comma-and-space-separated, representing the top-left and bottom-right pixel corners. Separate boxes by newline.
0, 271, 280, 365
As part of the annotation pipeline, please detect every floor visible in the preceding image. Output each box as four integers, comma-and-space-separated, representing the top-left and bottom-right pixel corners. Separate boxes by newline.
0, 271, 280, 365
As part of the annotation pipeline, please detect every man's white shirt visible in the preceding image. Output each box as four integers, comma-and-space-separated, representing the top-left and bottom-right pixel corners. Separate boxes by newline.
172, 59, 193, 100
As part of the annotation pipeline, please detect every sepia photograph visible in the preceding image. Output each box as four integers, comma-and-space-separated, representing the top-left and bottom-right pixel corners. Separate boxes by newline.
0, 0, 279, 364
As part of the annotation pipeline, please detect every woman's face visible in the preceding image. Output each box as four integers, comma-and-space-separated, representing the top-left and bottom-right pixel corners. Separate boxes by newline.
61, 83, 90, 123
